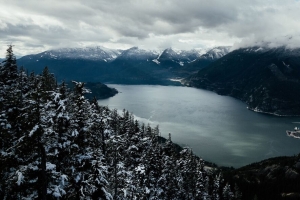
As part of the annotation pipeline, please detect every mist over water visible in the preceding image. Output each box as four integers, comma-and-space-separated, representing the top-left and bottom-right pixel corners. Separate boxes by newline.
98, 84, 300, 168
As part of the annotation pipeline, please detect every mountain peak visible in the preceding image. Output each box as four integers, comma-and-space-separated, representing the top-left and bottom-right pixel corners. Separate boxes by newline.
200, 46, 231, 60
117, 47, 158, 60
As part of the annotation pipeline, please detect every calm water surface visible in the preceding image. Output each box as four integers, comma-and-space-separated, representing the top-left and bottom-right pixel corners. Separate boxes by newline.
98, 84, 300, 168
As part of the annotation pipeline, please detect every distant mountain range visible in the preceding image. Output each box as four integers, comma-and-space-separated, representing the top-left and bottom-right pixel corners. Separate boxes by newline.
17, 46, 230, 84
184, 46, 300, 115
39, 46, 122, 61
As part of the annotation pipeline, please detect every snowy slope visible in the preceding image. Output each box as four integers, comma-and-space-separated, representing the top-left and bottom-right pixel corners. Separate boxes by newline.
26, 46, 123, 62
199, 46, 231, 60
156, 48, 206, 66
117, 47, 159, 60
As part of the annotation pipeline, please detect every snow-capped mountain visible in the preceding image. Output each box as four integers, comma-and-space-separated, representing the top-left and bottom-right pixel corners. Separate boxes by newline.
179, 49, 207, 62
154, 48, 207, 67
182, 46, 231, 72
199, 46, 231, 60
17, 45, 232, 84
239, 46, 300, 57
24, 46, 123, 62
116, 47, 158, 60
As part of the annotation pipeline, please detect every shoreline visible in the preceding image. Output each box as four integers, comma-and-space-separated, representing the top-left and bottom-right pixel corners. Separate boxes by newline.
247, 107, 300, 117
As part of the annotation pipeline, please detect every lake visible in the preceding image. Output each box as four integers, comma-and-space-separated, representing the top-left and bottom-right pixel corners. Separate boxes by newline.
98, 84, 300, 168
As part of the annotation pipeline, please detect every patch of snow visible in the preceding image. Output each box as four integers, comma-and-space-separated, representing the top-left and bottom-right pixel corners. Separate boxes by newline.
145, 187, 150, 194
135, 165, 145, 174
29, 125, 39, 137
255, 47, 264, 52
6, 123, 11, 129
75, 173, 81, 183
128, 145, 138, 150
283, 61, 290, 67
152, 59, 160, 64
61, 174, 68, 186
170, 78, 183, 82
46, 162, 56, 170
16, 170, 24, 185
72, 129, 79, 136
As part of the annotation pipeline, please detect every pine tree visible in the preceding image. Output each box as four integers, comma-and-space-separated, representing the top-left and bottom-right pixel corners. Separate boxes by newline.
64, 81, 111, 199
1, 45, 18, 83
195, 159, 207, 199
234, 184, 242, 200
212, 174, 221, 200
222, 183, 234, 200
158, 133, 178, 199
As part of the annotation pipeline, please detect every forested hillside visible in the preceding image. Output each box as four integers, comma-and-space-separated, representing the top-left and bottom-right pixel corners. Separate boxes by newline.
184, 47, 300, 116
0, 46, 239, 199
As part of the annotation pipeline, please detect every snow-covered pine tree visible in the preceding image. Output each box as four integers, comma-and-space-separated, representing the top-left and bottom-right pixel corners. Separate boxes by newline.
222, 183, 234, 200
90, 97, 110, 155
177, 147, 198, 199
158, 133, 178, 199
212, 174, 221, 200
0, 44, 20, 151
64, 81, 111, 199
1, 45, 18, 83
195, 158, 208, 199
0, 45, 31, 199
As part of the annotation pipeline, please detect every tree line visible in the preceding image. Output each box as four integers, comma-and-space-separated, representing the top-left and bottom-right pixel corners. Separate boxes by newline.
0, 46, 241, 199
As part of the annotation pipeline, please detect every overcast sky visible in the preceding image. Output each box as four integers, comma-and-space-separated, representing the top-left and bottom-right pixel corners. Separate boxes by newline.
1, 0, 300, 57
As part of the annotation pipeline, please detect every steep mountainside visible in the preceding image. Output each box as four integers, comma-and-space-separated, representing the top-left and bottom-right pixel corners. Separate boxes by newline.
224, 154, 300, 200
184, 46, 231, 72
33, 46, 122, 61
108, 47, 164, 84
18, 46, 230, 84
17, 47, 116, 82
155, 48, 201, 68
184, 46, 300, 115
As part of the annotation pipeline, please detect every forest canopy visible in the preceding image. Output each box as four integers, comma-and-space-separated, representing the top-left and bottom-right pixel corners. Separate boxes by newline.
0, 46, 238, 199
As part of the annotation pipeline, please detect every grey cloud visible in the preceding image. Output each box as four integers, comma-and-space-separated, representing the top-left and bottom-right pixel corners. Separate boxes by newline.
1, 0, 300, 56
84, 0, 240, 38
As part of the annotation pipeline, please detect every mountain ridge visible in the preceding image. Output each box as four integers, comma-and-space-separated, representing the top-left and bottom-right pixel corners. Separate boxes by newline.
17, 46, 230, 84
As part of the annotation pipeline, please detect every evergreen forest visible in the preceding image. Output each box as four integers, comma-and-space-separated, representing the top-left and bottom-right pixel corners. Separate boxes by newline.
0, 46, 240, 199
